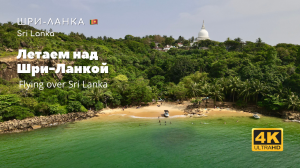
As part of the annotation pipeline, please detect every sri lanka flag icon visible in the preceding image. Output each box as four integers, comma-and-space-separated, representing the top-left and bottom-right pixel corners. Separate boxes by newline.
90, 19, 98, 25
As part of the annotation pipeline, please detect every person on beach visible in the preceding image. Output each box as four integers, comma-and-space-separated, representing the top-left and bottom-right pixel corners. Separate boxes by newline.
161, 102, 162, 105
159, 120, 161, 123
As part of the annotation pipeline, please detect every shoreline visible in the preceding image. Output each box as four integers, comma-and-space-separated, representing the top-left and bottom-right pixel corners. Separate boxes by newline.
91, 101, 254, 121
1, 101, 297, 134
0, 111, 98, 134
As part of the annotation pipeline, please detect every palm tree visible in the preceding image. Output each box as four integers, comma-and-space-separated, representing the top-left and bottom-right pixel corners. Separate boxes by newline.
274, 84, 287, 98
218, 77, 228, 91
210, 79, 224, 106
239, 79, 252, 103
256, 38, 263, 48
88, 88, 113, 108
234, 37, 242, 43
187, 82, 200, 98
287, 91, 300, 112
102, 90, 113, 108
89, 88, 103, 102
200, 82, 212, 107
228, 76, 241, 102
256, 38, 262, 43
252, 79, 266, 103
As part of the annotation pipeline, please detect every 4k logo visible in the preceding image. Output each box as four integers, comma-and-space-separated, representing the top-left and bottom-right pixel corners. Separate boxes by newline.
252, 128, 283, 151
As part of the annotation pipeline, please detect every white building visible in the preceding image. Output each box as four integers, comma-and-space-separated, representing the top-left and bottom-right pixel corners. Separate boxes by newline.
196, 20, 210, 41
163, 45, 171, 51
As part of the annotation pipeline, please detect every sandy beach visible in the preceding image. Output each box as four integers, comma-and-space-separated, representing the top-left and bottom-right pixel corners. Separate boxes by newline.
92, 101, 253, 121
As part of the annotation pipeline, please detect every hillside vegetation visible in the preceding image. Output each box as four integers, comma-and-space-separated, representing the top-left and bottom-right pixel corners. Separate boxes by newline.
0, 22, 300, 121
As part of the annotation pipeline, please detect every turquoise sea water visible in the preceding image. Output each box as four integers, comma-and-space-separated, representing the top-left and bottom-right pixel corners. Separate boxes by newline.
1, 116, 300, 168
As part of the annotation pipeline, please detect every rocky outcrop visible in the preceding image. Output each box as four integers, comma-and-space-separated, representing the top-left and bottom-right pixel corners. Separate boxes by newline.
0, 111, 97, 134
0, 57, 48, 81
0, 56, 73, 81
282, 111, 300, 120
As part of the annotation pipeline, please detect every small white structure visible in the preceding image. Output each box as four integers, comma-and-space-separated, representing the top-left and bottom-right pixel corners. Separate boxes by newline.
163, 45, 173, 51
196, 20, 210, 41
178, 43, 183, 47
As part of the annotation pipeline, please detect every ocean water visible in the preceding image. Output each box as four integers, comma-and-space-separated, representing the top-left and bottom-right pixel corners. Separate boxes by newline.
1, 116, 300, 168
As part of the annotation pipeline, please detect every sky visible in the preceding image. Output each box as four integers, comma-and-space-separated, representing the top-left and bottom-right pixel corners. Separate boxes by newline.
0, 0, 300, 45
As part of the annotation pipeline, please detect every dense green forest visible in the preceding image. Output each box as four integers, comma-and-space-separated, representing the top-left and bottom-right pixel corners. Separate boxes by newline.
0, 22, 300, 121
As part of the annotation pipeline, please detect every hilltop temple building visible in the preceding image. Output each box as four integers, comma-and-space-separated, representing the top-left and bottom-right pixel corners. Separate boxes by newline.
196, 20, 210, 41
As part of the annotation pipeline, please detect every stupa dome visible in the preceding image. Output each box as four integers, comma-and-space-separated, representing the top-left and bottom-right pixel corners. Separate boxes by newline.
197, 21, 210, 41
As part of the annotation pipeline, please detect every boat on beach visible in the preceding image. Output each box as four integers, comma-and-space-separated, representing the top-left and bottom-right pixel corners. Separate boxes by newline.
253, 114, 260, 119
164, 110, 169, 117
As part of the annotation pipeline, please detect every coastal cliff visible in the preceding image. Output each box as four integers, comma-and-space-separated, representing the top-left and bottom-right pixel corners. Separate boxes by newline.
0, 56, 67, 81
0, 111, 97, 133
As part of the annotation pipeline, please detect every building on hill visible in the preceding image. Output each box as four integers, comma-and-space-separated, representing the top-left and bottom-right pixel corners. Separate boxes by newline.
153, 45, 176, 51
163, 45, 175, 51
196, 20, 210, 41
190, 20, 211, 47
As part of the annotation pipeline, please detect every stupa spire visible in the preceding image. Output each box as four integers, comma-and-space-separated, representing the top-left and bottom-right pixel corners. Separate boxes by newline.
202, 20, 205, 29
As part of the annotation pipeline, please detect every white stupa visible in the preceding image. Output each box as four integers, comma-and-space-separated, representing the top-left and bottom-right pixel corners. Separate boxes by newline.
196, 20, 210, 41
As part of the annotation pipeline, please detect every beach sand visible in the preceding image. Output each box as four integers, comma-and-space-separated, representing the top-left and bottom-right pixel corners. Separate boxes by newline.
91, 102, 253, 121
